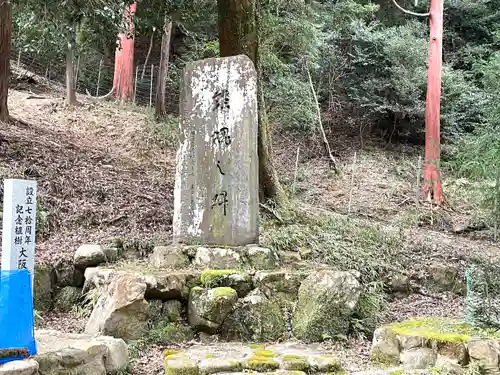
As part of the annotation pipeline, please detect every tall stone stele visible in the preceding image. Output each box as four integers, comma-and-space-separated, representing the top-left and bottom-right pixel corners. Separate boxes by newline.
173, 55, 259, 246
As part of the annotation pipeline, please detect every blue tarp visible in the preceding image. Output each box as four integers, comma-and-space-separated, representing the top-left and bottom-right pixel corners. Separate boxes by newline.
0, 269, 37, 364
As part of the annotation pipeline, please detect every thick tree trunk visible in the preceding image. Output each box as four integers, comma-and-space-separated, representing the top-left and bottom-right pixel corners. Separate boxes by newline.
155, 17, 173, 120
113, 2, 136, 102
218, 0, 287, 206
422, 0, 444, 205
0, 0, 12, 122
65, 44, 77, 105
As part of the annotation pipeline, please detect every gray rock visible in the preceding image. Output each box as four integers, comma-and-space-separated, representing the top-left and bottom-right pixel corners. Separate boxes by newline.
220, 289, 287, 341
54, 258, 84, 287
371, 326, 401, 366
164, 300, 183, 322
253, 271, 307, 302
85, 274, 149, 340
435, 355, 464, 374
427, 262, 464, 293
399, 334, 425, 350
150, 245, 191, 269
200, 269, 253, 297
83, 267, 200, 300
292, 270, 362, 342
35, 329, 128, 375
188, 287, 238, 333
467, 339, 500, 374
34, 264, 54, 311
193, 247, 244, 269
0, 359, 38, 375
245, 246, 280, 270
400, 348, 437, 370
74, 244, 106, 269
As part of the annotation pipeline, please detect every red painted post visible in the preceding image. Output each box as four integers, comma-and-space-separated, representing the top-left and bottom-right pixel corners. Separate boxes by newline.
113, 2, 137, 102
422, 0, 444, 204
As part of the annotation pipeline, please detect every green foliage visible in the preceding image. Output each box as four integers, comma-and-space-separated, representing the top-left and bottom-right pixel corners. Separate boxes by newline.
454, 52, 500, 229
350, 281, 386, 339
260, 205, 404, 282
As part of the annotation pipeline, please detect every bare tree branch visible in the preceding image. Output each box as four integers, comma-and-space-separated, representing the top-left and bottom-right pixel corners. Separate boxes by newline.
305, 63, 338, 172
391, 0, 430, 17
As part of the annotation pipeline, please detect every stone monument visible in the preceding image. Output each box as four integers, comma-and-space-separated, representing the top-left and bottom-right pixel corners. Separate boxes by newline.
173, 55, 259, 246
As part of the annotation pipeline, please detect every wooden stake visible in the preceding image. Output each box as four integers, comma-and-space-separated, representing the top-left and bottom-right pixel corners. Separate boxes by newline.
96, 58, 103, 96
74, 56, 80, 90
133, 65, 139, 105
348, 151, 357, 216
416, 155, 422, 205
150, 64, 154, 108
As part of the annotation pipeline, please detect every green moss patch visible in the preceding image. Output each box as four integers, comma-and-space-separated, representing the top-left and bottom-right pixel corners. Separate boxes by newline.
201, 269, 243, 287
246, 356, 280, 371
281, 354, 309, 371
253, 349, 277, 358
212, 287, 238, 299
389, 317, 500, 343
165, 358, 199, 375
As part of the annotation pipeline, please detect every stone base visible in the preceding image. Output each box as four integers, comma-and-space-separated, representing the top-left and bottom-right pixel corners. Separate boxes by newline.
163, 342, 342, 375
0, 330, 128, 375
371, 317, 500, 373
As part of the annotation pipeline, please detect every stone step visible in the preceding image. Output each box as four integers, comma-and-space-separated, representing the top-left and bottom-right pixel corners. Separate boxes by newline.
163, 342, 342, 375
0, 330, 128, 375
83, 264, 314, 300
371, 317, 500, 373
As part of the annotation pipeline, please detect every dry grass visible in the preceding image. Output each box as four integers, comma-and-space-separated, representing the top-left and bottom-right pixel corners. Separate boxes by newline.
1, 86, 175, 264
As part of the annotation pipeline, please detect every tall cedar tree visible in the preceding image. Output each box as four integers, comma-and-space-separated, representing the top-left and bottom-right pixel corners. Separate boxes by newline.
217, 0, 287, 206
422, 0, 444, 204
0, 0, 12, 122
113, 2, 136, 102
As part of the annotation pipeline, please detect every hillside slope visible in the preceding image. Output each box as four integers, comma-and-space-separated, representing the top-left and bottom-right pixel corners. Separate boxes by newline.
1, 80, 498, 272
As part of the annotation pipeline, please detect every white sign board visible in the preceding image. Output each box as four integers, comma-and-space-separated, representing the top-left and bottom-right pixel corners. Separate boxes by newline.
1, 179, 37, 277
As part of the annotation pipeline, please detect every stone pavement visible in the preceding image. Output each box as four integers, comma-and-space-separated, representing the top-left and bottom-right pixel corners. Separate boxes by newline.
0, 330, 128, 375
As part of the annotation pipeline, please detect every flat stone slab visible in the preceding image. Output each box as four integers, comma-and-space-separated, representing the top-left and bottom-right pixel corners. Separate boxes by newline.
0, 359, 38, 375
371, 317, 500, 371
0, 330, 128, 375
164, 342, 342, 374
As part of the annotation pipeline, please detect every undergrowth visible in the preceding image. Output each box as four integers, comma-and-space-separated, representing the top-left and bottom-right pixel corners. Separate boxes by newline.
260, 203, 405, 283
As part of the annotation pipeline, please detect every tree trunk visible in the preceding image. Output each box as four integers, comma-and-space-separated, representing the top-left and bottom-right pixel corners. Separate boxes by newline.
0, 0, 12, 122
65, 42, 77, 105
422, 0, 444, 205
217, 0, 287, 206
113, 2, 136, 102
155, 16, 173, 120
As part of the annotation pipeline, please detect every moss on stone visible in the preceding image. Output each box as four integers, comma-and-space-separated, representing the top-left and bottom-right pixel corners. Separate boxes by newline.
165, 358, 199, 375
212, 287, 238, 300
370, 349, 399, 368
281, 354, 309, 371
164, 349, 187, 361
388, 370, 405, 375
253, 349, 277, 358
204, 353, 214, 359
282, 355, 305, 361
201, 269, 243, 287
246, 356, 280, 371
309, 355, 342, 372
389, 317, 500, 344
